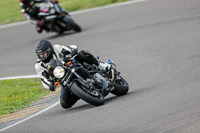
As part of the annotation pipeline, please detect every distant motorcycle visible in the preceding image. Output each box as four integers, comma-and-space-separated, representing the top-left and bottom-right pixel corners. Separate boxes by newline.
48, 55, 129, 106
37, 1, 81, 33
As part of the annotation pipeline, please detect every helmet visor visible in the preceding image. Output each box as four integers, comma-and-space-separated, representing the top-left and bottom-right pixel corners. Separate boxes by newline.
38, 52, 48, 60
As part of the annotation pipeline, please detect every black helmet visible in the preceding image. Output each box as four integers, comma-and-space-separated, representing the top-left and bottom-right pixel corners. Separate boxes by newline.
35, 39, 54, 63
20, 0, 31, 4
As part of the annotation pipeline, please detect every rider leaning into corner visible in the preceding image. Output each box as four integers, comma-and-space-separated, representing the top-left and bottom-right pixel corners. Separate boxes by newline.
35, 39, 115, 109
20, 0, 60, 33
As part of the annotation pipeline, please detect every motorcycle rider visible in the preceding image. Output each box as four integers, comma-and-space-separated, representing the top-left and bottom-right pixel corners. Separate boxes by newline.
20, 0, 58, 33
35, 39, 113, 108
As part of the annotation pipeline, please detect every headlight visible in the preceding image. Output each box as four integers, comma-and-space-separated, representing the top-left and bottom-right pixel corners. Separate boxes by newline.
53, 66, 65, 78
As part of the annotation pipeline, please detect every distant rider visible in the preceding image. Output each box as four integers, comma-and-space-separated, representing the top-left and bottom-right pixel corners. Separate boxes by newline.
35, 39, 113, 108
20, 0, 58, 33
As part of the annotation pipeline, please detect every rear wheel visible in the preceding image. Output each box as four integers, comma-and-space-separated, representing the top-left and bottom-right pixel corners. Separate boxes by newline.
71, 82, 104, 106
111, 76, 129, 96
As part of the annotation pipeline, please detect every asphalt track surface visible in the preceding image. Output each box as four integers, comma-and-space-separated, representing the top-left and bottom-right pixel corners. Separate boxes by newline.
0, 0, 200, 132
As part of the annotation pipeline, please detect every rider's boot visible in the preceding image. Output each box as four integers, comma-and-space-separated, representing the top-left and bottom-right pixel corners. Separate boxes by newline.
96, 59, 116, 91
98, 60, 116, 72
99, 62, 111, 71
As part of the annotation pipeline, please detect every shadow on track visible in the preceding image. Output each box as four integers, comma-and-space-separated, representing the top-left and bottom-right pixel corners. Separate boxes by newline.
62, 91, 136, 112
55, 87, 156, 115
44, 26, 85, 39
46, 31, 79, 40
53, 89, 154, 117
71, 86, 158, 109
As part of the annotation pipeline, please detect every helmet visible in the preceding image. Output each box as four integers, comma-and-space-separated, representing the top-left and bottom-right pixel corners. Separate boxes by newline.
20, 0, 31, 5
35, 39, 54, 63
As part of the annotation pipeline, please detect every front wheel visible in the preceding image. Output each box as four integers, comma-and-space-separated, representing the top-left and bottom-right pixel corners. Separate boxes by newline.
63, 17, 82, 32
111, 76, 129, 96
71, 82, 104, 106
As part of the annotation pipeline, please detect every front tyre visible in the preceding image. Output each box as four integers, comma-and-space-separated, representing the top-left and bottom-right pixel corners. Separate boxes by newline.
111, 76, 129, 96
71, 82, 104, 106
63, 17, 82, 32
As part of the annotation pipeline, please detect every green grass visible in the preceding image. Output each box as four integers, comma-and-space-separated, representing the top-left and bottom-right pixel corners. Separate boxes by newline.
0, 78, 49, 116
0, 0, 131, 25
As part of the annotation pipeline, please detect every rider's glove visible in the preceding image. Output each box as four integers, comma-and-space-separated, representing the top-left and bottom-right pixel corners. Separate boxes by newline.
71, 48, 77, 57
48, 79, 56, 91
49, 83, 55, 91
63, 56, 71, 62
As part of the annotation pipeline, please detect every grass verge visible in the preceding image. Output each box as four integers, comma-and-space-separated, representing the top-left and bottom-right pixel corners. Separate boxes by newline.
0, 78, 49, 116
0, 0, 131, 25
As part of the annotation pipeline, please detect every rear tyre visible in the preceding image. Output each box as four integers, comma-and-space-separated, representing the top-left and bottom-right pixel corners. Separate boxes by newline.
71, 82, 104, 106
111, 76, 129, 96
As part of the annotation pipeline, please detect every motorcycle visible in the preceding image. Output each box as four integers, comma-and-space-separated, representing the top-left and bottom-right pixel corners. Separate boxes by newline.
47, 54, 129, 106
37, 1, 81, 33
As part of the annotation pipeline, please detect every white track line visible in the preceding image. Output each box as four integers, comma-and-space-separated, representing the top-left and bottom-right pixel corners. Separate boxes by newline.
70, 0, 147, 15
0, 0, 147, 132
0, 101, 60, 132
0, 21, 29, 29
0, 0, 146, 29
0, 75, 39, 80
